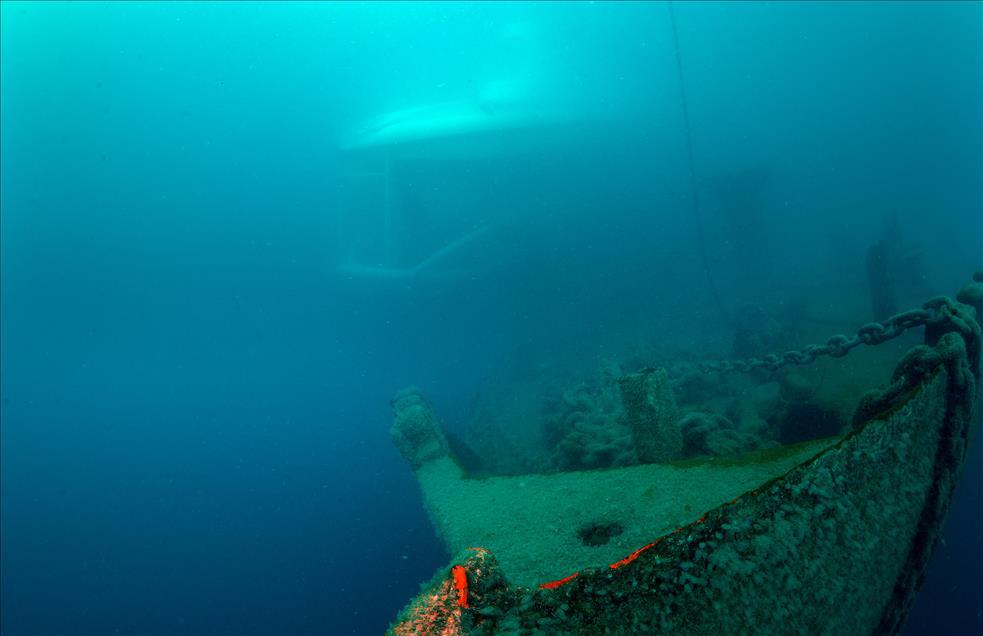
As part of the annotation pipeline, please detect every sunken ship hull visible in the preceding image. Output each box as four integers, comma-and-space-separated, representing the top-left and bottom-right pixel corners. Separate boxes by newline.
388, 273, 983, 635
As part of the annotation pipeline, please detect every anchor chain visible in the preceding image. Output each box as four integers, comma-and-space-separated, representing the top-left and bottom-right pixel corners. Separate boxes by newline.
699, 296, 959, 375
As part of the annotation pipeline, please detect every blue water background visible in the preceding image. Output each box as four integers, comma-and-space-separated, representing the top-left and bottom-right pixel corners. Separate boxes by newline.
1, 2, 980, 634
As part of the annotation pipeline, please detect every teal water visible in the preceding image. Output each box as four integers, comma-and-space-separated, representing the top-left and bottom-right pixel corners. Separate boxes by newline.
1, 2, 980, 634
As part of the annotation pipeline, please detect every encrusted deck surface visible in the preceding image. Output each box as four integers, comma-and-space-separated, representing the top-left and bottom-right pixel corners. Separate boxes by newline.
417, 438, 838, 586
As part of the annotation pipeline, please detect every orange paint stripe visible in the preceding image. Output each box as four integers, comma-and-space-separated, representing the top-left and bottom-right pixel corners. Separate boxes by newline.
538, 571, 580, 589
609, 539, 661, 570
451, 565, 469, 608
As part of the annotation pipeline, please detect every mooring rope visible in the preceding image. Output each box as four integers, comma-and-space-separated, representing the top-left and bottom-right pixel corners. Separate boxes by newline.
667, 1, 730, 326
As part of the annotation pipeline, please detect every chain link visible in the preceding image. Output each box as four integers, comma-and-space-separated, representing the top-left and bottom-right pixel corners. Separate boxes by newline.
698, 296, 958, 375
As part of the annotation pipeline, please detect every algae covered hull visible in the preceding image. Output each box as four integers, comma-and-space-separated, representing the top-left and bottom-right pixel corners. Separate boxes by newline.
388, 274, 983, 635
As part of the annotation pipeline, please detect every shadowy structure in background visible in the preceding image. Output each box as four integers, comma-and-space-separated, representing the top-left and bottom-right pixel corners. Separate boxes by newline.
704, 164, 773, 291
866, 212, 931, 322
